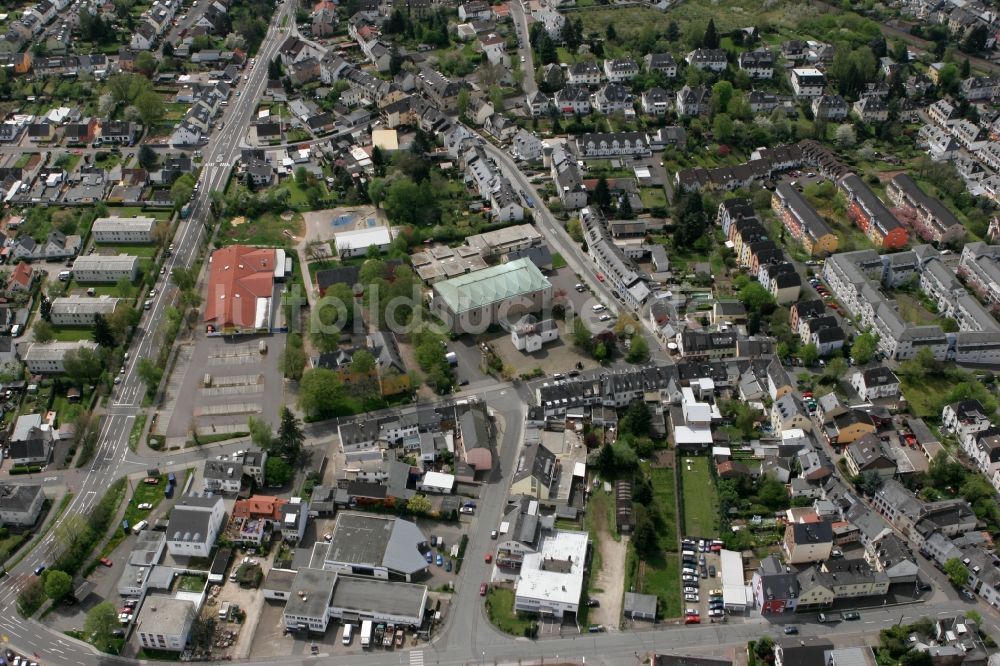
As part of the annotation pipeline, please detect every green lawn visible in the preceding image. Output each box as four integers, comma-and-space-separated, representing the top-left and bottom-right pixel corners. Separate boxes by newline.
13, 153, 36, 169
99, 473, 168, 559
894, 292, 936, 326
900, 374, 963, 420
639, 187, 667, 210
177, 573, 206, 593
651, 466, 679, 550
679, 456, 719, 538
97, 243, 161, 258
51, 387, 90, 423
129, 414, 147, 453
485, 587, 535, 636
221, 211, 302, 247
551, 252, 568, 270
50, 326, 93, 342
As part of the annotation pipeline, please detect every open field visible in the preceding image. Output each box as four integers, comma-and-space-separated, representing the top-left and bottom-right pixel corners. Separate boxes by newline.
485, 587, 535, 636
680, 456, 719, 538
220, 212, 303, 247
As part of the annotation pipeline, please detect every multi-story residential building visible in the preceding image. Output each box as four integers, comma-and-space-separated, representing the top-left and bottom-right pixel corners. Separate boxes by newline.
551, 143, 587, 209
886, 174, 966, 246
738, 48, 774, 79
790, 68, 825, 97
958, 242, 1000, 310
850, 366, 900, 401
603, 58, 638, 82
136, 596, 196, 652
49, 295, 120, 326
0, 483, 45, 526
783, 522, 833, 564
811, 94, 849, 121
203, 459, 244, 494
641, 87, 671, 116
643, 52, 676, 78
685, 48, 727, 72
574, 132, 650, 158
91, 216, 157, 244
590, 84, 632, 114
844, 434, 896, 477
752, 554, 800, 614
676, 85, 709, 117
554, 84, 591, 115
22, 340, 100, 374
838, 175, 908, 249
165, 494, 225, 557
852, 95, 889, 123
771, 183, 838, 256
566, 61, 602, 86
942, 399, 992, 444
71, 254, 139, 283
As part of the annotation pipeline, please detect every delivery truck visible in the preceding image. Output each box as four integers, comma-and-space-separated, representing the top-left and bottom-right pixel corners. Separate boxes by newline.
360, 620, 373, 648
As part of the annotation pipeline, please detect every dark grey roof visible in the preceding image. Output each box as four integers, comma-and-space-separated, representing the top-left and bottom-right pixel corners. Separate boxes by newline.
0, 483, 41, 512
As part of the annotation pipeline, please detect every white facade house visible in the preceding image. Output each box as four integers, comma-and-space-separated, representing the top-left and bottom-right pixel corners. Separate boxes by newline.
92, 216, 156, 244
333, 226, 392, 258
511, 315, 559, 353
791, 68, 826, 97
514, 530, 588, 618
71, 254, 139, 283
136, 596, 196, 652
202, 459, 243, 494
850, 367, 900, 401
0, 483, 45, 526
165, 494, 225, 558
22, 340, 99, 374
49, 295, 120, 326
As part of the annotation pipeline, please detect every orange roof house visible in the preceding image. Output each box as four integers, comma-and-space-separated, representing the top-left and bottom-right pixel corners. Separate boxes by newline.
7, 261, 33, 292
232, 495, 287, 521
203, 245, 283, 335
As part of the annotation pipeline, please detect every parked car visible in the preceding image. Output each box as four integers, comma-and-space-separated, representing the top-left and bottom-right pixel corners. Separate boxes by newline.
435, 554, 443, 567
784, 626, 799, 635
844, 611, 861, 620
684, 616, 700, 625
100, 558, 113, 567
684, 594, 699, 602
480, 583, 489, 596
484, 553, 493, 563
586, 598, 600, 607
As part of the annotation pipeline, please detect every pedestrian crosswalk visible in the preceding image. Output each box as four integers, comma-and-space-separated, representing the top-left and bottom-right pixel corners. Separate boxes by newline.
409, 650, 424, 666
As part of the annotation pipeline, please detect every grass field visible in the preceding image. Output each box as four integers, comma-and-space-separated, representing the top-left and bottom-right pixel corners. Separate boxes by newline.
900, 374, 963, 420
551, 252, 568, 270
97, 244, 161, 258
485, 587, 535, 636
624, 463, 682, 620
894, 292, 936, 326
639, 187, 668, 210
99, 474, 168, 559
51, 327, 93, 342
222, 211, 303, 247
680, 456, 719, 538
129, 415, 147, 453
177, 573, 206, 593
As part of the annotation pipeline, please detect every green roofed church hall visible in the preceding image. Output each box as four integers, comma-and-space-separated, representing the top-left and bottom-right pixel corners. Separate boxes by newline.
430, 258, 552, 334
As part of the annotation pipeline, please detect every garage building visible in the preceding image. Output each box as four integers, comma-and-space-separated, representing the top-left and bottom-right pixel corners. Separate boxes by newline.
720, 548, 753, 613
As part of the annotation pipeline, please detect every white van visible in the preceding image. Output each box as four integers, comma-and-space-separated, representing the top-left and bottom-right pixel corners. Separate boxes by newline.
132, 520, 148, 534
591, 304, 606, 312
342, 623, 353, 645
10, 325, 20, 337
58, 270, 71, 281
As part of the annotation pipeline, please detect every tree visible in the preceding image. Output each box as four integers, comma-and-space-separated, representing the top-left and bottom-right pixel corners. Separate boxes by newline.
703, 18, 719, 49
758, 476, 788, 510
264, 457, 292, 486
138, 144, 158, 170
666, 20, 680, 42
835, 123, 856, 148
626, 334, 648, 363
171, 175, 195, 209
632, 508, 657, 556
64, 347, 105, 384
618, 192, 633, 219
619, 400, 651, 437
281, 343, 307, 381
961, 24, 988, 54
737, 280, 776, 315
33, 319, 54, 343
799, 343, 819, 367
84, 602, 119, 653
960, 58, 971, 78
456, 88, 471, 118
605, 22, 617, 41
171, 266, 198, 292
248, 415, 274, 451
673, 191, 708, 249
407, 494, 432, 514
593, 177, 612, 212
162, 41, 175, 59
224, 31, 246, 50
299, 368, 345, 419
134, 51, 157, 75
597, 442, 615, 474
40, 297, 51, 321
851, 330, 879, 364
713, 113, 734, 142
944, 557, 970, 588
592, 341, 608, 362
136, 358, 163, 392
276, 406, 304, 463
572, 317, 592, 350
710, 81, 734, 115
92, 314, 115, 347
824, 357, 848, 383
349, 349, 376, 375
43, 570, 73, 601
857, 470, 884, 495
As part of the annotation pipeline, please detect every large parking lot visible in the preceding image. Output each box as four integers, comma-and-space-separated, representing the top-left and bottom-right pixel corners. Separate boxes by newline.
160, 330, 287, 439
680, 536, 725, 624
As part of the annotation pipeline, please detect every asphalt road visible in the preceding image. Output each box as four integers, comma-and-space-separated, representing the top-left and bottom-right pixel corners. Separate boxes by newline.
0, 0, 294, 655
510, 0, 536, 95
478, 139, 668, 360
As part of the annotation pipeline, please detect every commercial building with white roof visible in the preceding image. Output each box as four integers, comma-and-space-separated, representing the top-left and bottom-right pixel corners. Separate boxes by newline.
720, 548, 752, 612
514, 529, 589, 618
92, 216, 157, 244
334, 225, 393, 258
71, 254, 140, 283
49, 295, 120, 326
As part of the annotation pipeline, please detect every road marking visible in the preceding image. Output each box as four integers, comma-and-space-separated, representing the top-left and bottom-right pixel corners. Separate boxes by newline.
409, 651, 424, 666
43, 476, 56, 482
